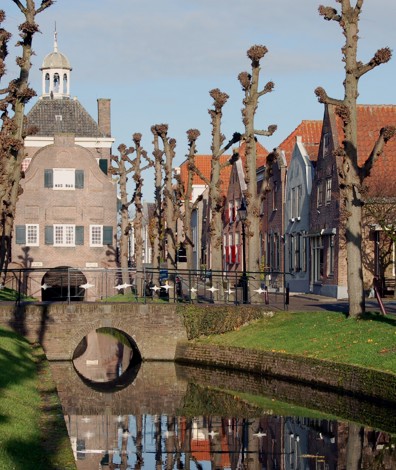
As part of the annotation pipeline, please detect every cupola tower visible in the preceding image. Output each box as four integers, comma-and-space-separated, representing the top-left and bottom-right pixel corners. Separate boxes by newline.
40, 30, 72, 99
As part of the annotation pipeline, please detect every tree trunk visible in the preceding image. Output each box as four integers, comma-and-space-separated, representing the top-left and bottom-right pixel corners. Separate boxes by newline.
238, 46, 276, 276
0, 2, 53, 272
316, 2, 394, 317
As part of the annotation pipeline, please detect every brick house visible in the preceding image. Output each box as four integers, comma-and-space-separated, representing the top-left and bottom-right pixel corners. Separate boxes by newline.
283, 121, 322, 293
10, 34, 117, 301
223, 141, 268, 274
309, 104, 396, 298
260, 121, 321, 292
178, 154, 232, 271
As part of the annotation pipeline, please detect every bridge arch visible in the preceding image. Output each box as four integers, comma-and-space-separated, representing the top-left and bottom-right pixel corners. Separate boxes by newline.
0, 303, 188, 361
68, 320, 143, 363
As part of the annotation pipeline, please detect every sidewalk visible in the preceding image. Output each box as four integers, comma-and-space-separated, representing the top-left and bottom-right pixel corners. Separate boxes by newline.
288, 292, 396, 315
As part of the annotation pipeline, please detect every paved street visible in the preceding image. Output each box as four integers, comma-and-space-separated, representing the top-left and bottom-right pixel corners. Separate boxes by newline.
287, 293, 396, 316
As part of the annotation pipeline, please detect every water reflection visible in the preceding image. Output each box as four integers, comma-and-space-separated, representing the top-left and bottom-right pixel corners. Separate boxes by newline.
73, 328, 138, 384
50, 361, 396, 469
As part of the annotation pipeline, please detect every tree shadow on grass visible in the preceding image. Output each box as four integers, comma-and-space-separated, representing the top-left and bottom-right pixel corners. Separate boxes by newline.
0, 328, 74, 469
358, 310, 396, 327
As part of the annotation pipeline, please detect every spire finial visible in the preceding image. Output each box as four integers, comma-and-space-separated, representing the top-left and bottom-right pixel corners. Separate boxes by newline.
54, 22, 58, 52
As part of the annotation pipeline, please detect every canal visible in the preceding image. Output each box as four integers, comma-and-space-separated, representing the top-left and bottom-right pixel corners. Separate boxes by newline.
49, 328, 396, 469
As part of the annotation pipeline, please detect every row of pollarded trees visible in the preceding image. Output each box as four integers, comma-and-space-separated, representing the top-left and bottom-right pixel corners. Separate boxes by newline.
1, 1, 395, 318
111, 1, 395, 318
109, 45, 278, 299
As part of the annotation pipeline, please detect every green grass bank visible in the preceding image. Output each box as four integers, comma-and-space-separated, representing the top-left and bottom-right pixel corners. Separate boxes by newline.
180, 307, 396, 374
0, 327, 76, 470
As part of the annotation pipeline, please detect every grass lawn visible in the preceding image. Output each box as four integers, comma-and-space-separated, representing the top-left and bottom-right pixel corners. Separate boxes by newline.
0, 286, 36, 302
197, 310, 396, 374
0, 327, 75, 470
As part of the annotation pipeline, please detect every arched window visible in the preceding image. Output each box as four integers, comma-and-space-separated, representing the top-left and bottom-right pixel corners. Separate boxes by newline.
53, 73, 60, 92
45, 73, 50, 93
63, 73, 68, 94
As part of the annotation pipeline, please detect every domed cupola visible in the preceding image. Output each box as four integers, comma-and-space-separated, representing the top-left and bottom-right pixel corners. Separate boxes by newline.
40, 30, 72, 99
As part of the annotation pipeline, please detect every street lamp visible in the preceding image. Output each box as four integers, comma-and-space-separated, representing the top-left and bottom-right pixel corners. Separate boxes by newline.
238, 199, 249, 304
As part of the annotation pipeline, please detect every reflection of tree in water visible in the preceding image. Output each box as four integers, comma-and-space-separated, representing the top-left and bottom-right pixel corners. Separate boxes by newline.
52, 362, 396, 468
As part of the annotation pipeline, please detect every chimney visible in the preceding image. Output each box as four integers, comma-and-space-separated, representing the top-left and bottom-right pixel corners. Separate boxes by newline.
97, 98, 111, 137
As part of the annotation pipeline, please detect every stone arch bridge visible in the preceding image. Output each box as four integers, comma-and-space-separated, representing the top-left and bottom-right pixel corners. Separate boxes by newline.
0, 302, 187, 361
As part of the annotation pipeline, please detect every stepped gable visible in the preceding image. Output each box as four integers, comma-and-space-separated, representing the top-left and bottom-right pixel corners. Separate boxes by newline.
335, 104, 396, 196
26, 97, 104, 138
277, 120, 323, 164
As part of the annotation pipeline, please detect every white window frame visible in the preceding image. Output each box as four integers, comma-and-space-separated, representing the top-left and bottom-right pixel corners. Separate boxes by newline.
54, 224, 75, 246
26, 224, 39, 246
235, 198, 240, 220
229, 201, 234, 223
325, 178, 332, 205
317, 181, 324, 208
90, 225, 103, 247
53, 168, 75, 190
312, 236, 324, 283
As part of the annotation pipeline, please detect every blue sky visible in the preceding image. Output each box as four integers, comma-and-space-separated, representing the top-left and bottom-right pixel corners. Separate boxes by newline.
4, 0, 396, 200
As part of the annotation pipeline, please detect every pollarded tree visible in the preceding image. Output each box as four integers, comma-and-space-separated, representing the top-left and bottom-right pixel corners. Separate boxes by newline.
174, 129, 203, 270
152, 124, 177, 272
315, 0, 395, 318
189, 89, 240, 278
238, 45, 277, 274
0, 1, 53, 273
150, 126, 165, 274
130, 133, 153, 296
109, 144, 135, 290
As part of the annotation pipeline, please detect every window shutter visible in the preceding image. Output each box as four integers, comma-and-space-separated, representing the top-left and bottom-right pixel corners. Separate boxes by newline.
75, 226, 84, 245
15, 225, 26, 244
44, 169, 53, 188
75, 170, 84, 189
99, 159, 108, 175
45, 226, 53, 245
103, 226, 113, 245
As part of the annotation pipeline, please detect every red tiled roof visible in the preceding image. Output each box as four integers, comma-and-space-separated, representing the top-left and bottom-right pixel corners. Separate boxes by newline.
238, 140, 269, 168
179, 140, 269, 196
179, 154, 231, 193
277, 120, 323, 164
335, 105, 396, 195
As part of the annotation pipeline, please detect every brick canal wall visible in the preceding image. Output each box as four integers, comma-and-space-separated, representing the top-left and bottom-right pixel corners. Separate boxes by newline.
175, 342, 396, 404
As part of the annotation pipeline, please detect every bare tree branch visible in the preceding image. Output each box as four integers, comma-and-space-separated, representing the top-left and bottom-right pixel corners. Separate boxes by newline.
255, 124, 277, 137
314, 86, 344, 106
356, 47, 392, 79
361, 126, 396, 179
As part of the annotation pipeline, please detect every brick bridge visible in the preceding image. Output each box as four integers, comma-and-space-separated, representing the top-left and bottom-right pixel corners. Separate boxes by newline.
0, 302, 187, 361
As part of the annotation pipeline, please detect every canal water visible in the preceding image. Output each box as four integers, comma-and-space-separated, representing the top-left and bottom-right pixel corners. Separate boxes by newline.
49, 329, 396, 469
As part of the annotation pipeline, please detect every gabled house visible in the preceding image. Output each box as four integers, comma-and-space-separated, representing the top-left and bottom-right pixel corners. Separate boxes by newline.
178, 154, 233, 270
261, 121, 322, 292
284, 121, 322, 293
10, 34, 116, 301
223, 158, 246, 271
223, 141, 268, 273
310, 104, 396, 298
